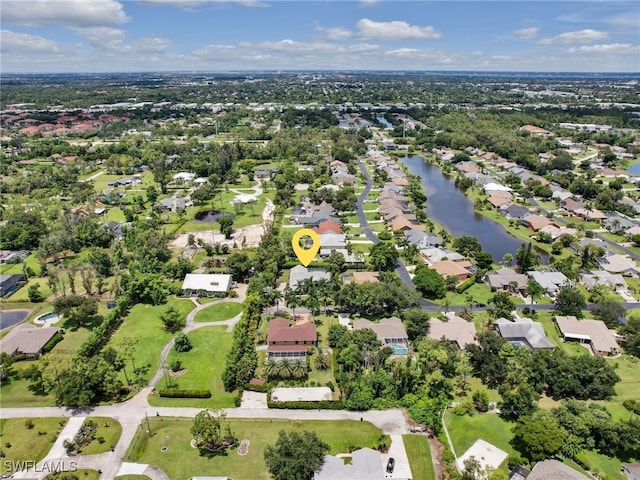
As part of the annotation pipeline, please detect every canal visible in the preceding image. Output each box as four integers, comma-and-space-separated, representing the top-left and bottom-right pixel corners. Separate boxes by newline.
401, 154, 528, 261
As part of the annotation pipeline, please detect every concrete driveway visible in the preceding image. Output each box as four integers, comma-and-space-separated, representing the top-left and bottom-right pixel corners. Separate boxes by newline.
382, 434, 412, 479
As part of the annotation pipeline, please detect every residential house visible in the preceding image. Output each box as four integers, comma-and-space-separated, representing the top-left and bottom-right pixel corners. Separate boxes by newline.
353, 317, 409, 353
581, 271, 629, 294
296, 211, 340, 227
528, 460, 589, 480
0, 250, 29, 264
604, 214, 637, 234
538, 225, 578, 240
404, 229, 443, 249
267, 317, 317, 360
596, 254, 640, 276
552, 190, 573, 202
289, 265, 330, 289
351, 271, 380, 285
318, 233, 347, 250
429, 315, 477, 348
488, 196, 511, 210
313, 220, 343, 235
157, 196, 186, 212
319, 248, 364, 266
573, 207, 607, 222
521, 214, 553, 232
503, 204, 530, 220
431, 260, 472, 283
555, 315, 619, 356
315, 447, 386, 480
494, 318, 554, 350
390, 216, 424, 232
520, 125, 551, 136
561, 198, 585, 213
625, 225, 640, 239
485, 267, 528, 293
101, 220, 130, 241
0, 323, 61, 357
181, 274, 232, 296
0, 274, 26, 298
173, 172, 195, 182
509, 465, 531, 480
527, 270, 569, 296
421, 247, 464, 263
392, 177, 409, 187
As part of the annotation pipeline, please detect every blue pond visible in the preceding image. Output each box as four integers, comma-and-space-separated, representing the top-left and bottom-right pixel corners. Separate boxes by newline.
627, 163, 640, 176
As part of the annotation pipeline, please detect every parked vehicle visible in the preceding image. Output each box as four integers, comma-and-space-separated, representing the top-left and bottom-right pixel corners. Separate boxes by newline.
410, 425, 427, 433
386, 457, 395, 473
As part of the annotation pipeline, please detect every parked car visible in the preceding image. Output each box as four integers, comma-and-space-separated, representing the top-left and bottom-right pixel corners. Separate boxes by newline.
386, 457, 395, 473
410, 425, 427, 433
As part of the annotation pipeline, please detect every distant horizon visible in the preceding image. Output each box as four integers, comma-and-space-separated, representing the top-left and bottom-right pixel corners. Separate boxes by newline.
2, 1, 638, 73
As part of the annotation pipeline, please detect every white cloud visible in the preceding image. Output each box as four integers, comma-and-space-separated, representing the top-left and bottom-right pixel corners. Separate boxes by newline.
133, 37, 174, 53
537, 29, 608, 45
70, 27, 126, 49
1, 29, 60, 53
2, 0, 128, 27
359, 0, 380, 6
143, 0, 268, 7
324, 27, 353, 41
356, 18, 441, 40
385, 48, 419, 57
568, 43, 640, 54
513, 27, 538, 39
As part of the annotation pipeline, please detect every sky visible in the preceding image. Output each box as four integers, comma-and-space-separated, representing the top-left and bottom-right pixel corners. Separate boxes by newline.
1, 0, 639, 73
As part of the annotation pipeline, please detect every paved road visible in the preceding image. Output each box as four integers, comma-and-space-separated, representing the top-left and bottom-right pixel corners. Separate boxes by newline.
528, 197, 640, 261
356, 158, 417, 291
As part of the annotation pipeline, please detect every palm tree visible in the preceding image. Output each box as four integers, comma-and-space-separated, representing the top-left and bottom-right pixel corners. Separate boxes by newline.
284, 286, 299, 318
278, 360, 294, 379
305, 293, 321, 316
316, 278, 332, 314
271, 289, 283, 311
263, 358, 279, 380
291, 359, 308, 379
313, 348, 331, 370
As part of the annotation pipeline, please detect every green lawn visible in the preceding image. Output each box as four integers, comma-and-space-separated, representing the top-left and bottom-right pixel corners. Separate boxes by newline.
148, 326, 235, 408
578, 450, 626, 480
44, 470, 100, 480
0, 417, 68, 474
445, 411, 516, 468
0, 361, 55, 407
194, 302, 243, 322
445, 283, 494, 306
403, 435, 435, 480
128, 418, 386, 480
108, 298, 194, 385
80, 417, 123, 455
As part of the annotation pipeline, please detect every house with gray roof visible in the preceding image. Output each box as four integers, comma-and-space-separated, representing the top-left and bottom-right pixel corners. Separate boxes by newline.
503, 204, 530, 220
527, 270, 569, 296
315, 448, 389, 480
494, 318, 554, 350
528, 460, 589, 480
581, 270, 629, 294
289, 265, 330, 289
157, 196, 186, 212
404, 229, 443, 249
353, 317, 408, 353
604, 214, 637, 233
485, 267, 528, 293
429, 315, 477, 349
0, 323, 61, 357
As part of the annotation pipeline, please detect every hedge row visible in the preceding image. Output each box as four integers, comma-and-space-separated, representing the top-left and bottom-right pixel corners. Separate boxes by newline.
456, 276, 476, 294
42, 332, 64, 353
77, 295, 131, 358
243, 383, 270, 393
267, 400, 344, 410
158, 389, 212, 398
623, 399, 640, 414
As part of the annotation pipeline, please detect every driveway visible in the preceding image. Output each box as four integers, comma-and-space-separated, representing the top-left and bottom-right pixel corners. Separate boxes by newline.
382, 434, 412, 479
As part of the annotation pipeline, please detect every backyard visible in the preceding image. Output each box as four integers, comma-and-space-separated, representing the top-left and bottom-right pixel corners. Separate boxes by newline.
403, 435, 435, 480
194, 302, 243, 322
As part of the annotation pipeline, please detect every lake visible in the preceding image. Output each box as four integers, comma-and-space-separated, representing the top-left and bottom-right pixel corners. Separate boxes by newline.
401, 154, 529, 261
628, 162, 640, 176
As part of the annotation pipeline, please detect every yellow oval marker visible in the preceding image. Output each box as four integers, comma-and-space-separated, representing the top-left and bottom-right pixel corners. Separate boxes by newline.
292, 228, 321, 267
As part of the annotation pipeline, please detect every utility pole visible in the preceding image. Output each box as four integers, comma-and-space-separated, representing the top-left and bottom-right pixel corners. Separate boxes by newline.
145, 412, 152, 437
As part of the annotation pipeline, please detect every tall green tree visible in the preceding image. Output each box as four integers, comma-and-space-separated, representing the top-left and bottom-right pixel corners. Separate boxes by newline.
264, 430, 329, 480
515, 242, 539, 273
555, 285, 586, 317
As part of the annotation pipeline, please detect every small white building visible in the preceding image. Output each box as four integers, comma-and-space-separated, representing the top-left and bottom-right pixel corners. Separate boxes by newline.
181, 274, 232, 296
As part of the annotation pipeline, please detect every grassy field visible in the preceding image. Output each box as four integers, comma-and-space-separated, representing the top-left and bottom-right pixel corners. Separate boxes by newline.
445, 411, 516, 463
403, 435, 435, 480
148, 326, 235, 408
0, 361, 55, 407
194, 302, 243, 322
108, 298, 194, 385
0, 417, 68, 474
127, 418, 386, 480
80, 417, 123, 455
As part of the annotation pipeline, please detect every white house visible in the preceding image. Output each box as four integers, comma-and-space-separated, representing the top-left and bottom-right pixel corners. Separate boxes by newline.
181, 274, 232, 295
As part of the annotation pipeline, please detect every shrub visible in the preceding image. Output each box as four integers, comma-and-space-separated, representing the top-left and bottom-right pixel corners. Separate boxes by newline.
24, 419, 35, 429
174, 333, 192, 352
243, 383, 269, 393
267, 399, 344, 410
158, 389, 211, 398
623, 400, 640, 414
456, 277, 476, 294
170, 359, 182, 372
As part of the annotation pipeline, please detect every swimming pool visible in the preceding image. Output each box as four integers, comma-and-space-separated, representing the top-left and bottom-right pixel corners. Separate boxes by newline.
393, 346, 408, 355
34, 311, 62, 325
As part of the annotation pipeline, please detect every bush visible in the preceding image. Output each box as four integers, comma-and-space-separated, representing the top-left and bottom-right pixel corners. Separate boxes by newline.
456, 277, 476, 294
174, 333, 192, 352
267, 399, 344, 410
42, 332, 63, 353
158, 389, 211, 398
243, 383, 269, 392
623, 399, 640, 414
170, 359, 182, 372
24, 419, 34, 429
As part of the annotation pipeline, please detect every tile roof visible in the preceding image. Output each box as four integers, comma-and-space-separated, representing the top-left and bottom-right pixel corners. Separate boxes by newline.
267, 317, 317, 344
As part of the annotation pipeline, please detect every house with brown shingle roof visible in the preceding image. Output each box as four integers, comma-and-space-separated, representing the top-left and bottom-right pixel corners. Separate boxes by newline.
555, 315, 619, 356
521, 214, 553, 232
429, 315, 477, 348
431, 260, 471, 283
487, 196, 511, 210
267, 317, 317, 360
392, 177, 409, 187
352, 271, 380, 285
390, 216, 424, 232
